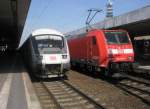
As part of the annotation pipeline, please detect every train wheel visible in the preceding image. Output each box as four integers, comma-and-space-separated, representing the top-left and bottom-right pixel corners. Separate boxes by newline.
101, 68, 112, 77
86, 65, 92, 72
104, 68, 109, 76
71, 62, 76, 70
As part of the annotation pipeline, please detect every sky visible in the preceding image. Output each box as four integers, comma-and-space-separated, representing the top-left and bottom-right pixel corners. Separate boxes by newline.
19, 0, 150, 47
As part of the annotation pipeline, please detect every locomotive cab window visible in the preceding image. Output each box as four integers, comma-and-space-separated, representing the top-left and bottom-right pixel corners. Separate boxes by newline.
92, 36, 96, 45
32, 34, 65, 54
105, 31, 129, 44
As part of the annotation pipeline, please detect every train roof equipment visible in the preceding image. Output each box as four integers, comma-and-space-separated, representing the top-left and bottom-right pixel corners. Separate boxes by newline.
86, 9, 102, 32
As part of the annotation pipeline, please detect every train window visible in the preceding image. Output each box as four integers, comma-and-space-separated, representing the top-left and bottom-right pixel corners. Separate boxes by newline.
33, 35, 65, 54
92, 36, 96, 45
117, 32, 129, 44
105, 32, 129, 44
35, 35, 64, 49
105, 33, 118, 44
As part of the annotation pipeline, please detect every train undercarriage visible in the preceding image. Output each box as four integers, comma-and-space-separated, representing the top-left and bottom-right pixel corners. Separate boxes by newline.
71, 60, 134, 77
35, 63, 70, 78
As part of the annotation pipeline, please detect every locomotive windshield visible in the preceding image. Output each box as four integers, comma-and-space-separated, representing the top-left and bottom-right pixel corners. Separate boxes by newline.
105, 31, 129, 44
32, 35, 64, 54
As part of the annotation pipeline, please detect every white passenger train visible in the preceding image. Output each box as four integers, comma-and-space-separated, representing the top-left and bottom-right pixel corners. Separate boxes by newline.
22, 28, 70, 78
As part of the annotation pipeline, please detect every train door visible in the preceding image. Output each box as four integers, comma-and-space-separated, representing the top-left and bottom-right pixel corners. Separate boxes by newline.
87, 36, 98, 65
87, 36, 92, 60
91, 36, 97, 57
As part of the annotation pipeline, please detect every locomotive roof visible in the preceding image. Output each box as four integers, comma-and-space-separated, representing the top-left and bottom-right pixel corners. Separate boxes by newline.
32, 28, 64, 37
67, 29, 127, 40
67, 33, 87, 40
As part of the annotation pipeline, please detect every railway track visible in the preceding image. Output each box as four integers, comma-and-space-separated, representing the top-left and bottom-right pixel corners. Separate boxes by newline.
129, 69, 150, 80
34, 80, 104, 109
116, 74, 150, 106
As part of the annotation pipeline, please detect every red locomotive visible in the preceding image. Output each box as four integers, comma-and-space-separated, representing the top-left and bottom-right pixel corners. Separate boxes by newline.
68, 29, 134, 76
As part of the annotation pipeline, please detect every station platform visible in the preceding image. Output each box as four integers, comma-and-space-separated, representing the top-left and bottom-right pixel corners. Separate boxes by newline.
0, 54, 41, 109
0, 72, 41, 109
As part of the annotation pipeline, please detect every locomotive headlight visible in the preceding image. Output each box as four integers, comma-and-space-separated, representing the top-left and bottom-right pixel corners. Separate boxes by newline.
62, 54, 67, 59
128, 56, 132, 60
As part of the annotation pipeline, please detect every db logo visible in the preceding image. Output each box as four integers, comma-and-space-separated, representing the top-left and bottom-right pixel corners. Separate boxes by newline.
50, 56, 56, 60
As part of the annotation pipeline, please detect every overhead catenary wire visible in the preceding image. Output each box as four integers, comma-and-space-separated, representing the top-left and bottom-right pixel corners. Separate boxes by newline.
30, 0, 53, 31
86, 8, 102, 32
19, 0, 53, 48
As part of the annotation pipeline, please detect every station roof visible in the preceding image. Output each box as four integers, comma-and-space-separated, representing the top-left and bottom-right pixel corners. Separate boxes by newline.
134, 35, 150, 40
66, 5, 150, 38
0, 0, 31, 48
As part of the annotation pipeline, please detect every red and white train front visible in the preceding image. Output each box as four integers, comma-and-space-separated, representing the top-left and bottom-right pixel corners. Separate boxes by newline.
104, 30, 134, 74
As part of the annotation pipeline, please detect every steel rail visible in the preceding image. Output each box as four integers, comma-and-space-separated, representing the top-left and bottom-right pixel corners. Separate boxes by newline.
62, 80, 105, 109
41, 82, 63, 109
